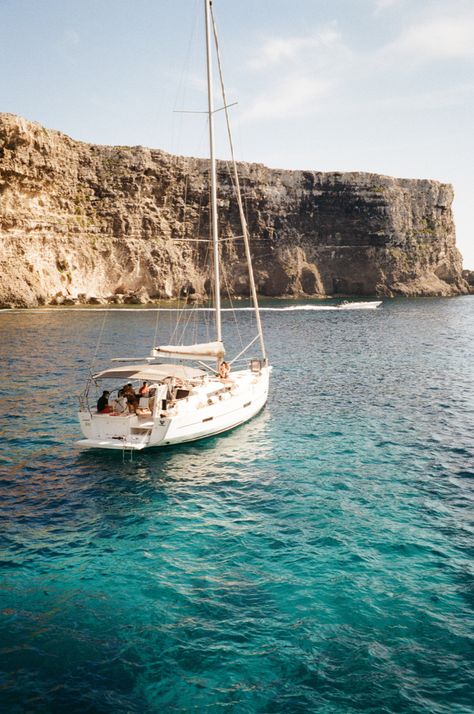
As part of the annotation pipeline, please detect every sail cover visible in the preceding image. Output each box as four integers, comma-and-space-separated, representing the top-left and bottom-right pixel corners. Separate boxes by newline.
153, 341, 224, 361
93, 364, 206, 381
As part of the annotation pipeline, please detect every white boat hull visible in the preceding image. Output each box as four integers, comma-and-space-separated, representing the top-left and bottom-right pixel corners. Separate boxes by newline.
337, 301, 382, 310
77, 366, 270, 451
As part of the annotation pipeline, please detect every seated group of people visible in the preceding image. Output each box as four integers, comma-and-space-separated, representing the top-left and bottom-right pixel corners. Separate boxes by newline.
96, 365, 231, 415
97, 381, 151, 414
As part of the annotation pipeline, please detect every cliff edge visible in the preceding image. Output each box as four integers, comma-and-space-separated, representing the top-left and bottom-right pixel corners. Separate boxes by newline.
0, 113, 468, 307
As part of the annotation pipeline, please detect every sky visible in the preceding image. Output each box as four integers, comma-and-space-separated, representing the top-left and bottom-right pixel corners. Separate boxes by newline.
1, 0, 473, 267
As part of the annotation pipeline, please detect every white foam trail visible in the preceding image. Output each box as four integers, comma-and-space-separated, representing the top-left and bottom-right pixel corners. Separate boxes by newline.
260, 302, 382, 311
0, 301, 382, 314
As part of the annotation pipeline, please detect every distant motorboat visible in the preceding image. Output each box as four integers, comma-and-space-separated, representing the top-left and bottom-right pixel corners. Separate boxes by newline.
336, 300, 382, 310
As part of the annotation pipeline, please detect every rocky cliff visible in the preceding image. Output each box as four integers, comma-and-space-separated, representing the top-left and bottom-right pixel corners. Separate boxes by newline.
0, 113, 468, 307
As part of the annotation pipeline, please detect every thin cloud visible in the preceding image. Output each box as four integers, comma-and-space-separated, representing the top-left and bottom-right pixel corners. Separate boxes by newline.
350, 81, 474, 114
242, 23, 350, 122
373, 0, 403, 13
248, 23, 346, 71
241, 5, 474, 124
383, 9, 474, 62
243, 75, 333, 122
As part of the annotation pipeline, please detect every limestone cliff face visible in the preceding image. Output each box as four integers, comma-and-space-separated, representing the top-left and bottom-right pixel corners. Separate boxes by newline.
0, 113, 468, 307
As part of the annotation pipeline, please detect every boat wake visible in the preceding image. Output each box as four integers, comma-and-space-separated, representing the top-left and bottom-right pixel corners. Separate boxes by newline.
259, 302, 382, 312
3, 301, 382, 314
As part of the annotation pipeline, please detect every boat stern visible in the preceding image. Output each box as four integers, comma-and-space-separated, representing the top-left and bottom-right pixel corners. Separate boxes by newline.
77, 410, 169, 451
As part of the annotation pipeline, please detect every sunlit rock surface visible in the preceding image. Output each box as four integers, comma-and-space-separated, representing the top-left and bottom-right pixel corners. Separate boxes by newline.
0, 113, 468, 307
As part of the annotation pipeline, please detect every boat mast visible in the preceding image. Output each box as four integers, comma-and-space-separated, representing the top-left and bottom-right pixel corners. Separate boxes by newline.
204, 0, 222, 348
209, 6, 267, 362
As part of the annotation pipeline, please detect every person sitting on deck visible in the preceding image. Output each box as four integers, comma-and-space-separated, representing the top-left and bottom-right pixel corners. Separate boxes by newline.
123, 384, 138, 413
112, 393, 129, 414
139, 381, 150, 396
97, 390, 112, 413
219, 361, 230, 380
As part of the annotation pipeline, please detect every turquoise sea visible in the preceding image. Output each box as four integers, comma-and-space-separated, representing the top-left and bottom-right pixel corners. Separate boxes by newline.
1, 297, 473, 713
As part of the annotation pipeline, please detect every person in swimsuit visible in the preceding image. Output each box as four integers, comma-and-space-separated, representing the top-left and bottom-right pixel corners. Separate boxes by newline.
219, 361, 230, 380
139, 381, 150, 396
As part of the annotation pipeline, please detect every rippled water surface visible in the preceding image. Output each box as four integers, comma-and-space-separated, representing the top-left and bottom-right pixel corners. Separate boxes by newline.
1, 298, 473, 713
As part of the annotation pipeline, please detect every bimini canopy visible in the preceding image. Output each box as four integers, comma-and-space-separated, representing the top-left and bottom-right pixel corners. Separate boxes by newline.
93, 363, 206, 381
152, 341, 225, 361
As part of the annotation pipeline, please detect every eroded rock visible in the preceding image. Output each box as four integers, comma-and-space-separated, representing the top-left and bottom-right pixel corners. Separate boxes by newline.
0, 112, 469, 308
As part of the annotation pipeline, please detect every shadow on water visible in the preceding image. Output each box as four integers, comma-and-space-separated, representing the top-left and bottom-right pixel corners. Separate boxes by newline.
72, 407, 274, 484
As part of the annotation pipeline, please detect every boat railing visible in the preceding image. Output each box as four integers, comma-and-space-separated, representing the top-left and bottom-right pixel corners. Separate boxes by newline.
78, 372, 99, 414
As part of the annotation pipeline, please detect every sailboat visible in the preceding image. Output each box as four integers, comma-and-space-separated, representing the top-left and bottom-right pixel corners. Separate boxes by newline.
77, 0, 270, 452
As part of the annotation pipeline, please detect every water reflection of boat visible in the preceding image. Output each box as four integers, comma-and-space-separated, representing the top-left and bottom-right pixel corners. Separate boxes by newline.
141, 409, 273, 485
76, 409, 273, 487
77, 1, 270, 453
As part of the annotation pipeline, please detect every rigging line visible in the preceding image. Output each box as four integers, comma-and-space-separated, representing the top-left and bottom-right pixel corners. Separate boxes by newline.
170, 293, 187, 343
150, 153, 185, 347
220, 160, 253, 346
197, 360, 217, 373
173, 203, 205, 345
152, 309, 160, 350
168, 158, 190, 346
221, 156, 255, 346
90, 308, 108, 374
171, 235, 262, 242
178, 293, 200, 344
169, 141, 215, 348
179, 288, 204, 344
169, 275, 186, 343
170, 276, 199, 345
228, 335, 259, 366
177, 309, 192, 344
210, 3, 266, 360
173, 102, 238, 115
198, 191, 213, 345
185, 173, 200, 349
221, 160, 258, 339
152, 288, 162, 351
205, 0, 223, 349
181, 162, 190, 256
169, 151, 214, 348
171, 238, 211, 243
34, 224, 268, 238
171, 0, 200, 150
219, 238, 245, 351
